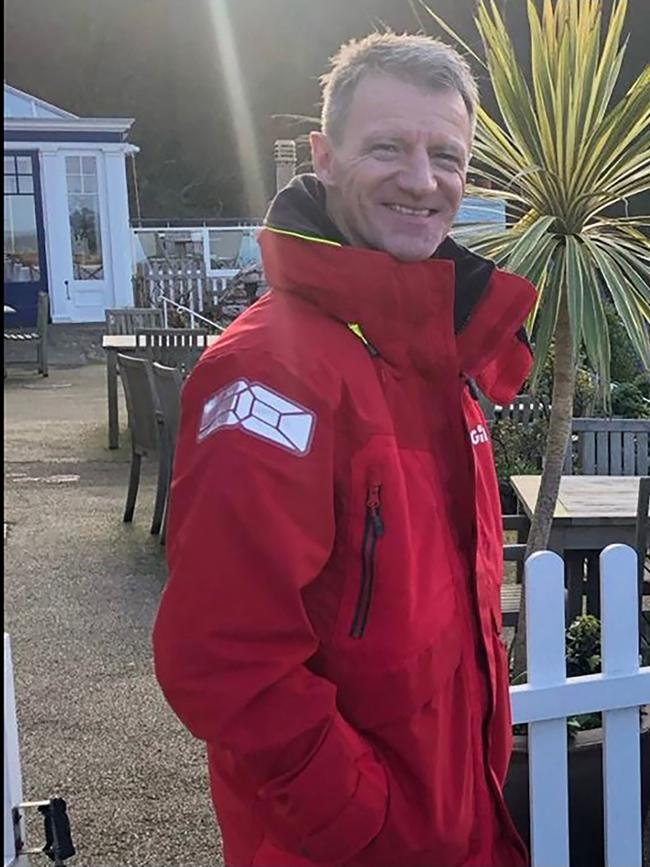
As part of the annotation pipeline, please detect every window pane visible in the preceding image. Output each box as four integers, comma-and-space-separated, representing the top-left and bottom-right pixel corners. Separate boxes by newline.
67, 175, 82, 194
4, 195, 41, 282
18, 175, 34, 195
209, 230, 244, 270
4, 156, 16, 174
5, 176, 17, 194
83, 173, 97, 193
81, 156, 96, 175
65, 156, 81, 175
67, 192, 103, 280
16, 157, 33, 175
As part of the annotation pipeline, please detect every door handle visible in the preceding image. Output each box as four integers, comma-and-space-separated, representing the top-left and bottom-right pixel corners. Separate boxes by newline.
64, 280, 70, 300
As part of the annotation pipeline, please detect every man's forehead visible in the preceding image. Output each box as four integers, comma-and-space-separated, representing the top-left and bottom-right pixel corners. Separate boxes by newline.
342, 73, 471, 141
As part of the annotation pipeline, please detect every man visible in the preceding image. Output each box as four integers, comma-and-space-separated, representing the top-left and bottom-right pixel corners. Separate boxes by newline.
153, 32, 536, 867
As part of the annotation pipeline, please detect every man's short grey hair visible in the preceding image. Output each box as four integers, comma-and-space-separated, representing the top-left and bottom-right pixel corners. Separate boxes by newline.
320, 31, 479, 143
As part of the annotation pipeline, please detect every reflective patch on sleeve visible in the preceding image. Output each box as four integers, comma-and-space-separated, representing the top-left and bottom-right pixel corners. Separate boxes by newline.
197, 378, 316, 456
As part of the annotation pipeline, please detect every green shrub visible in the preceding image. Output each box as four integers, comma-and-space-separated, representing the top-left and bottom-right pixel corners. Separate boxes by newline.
610, 377, 650, 418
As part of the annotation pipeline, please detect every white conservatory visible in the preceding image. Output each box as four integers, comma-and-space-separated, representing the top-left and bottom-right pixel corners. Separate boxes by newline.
4, 84, 136, 326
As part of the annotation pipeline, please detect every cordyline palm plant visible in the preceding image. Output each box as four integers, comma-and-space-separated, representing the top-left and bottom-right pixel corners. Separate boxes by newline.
421, 0, 650, 675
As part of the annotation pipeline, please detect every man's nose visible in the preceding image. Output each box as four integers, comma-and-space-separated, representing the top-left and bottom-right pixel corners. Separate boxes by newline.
398, 147, 437, 197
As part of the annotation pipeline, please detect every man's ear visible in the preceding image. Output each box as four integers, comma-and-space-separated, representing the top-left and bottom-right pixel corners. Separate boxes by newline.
310, 131, 336, 186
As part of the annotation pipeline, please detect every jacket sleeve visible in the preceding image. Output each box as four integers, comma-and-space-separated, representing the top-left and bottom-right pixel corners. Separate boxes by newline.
152, 349, 388, 865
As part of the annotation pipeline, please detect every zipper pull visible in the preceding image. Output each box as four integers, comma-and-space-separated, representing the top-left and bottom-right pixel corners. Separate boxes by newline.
366, 484, 384, 536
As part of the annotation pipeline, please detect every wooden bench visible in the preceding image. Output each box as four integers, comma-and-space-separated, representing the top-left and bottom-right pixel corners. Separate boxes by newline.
4, 291, 49, 377
564, 417, 650, 475
105, 307, 163, 335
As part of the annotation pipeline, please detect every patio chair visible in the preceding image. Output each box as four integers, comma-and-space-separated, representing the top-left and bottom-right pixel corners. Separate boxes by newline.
105, 307, 163, 335
135, 327, 208, 379
150, 362, 183, 544
116, 354, 167, 535
4, 291, 49, 377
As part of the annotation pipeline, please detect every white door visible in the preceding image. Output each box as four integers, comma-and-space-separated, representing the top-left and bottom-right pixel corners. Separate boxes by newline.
61, 152, 114, 322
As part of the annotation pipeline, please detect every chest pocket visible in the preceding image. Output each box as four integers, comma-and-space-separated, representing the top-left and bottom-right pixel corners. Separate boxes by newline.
349, 482, 384, 639
334, 438, 461, 657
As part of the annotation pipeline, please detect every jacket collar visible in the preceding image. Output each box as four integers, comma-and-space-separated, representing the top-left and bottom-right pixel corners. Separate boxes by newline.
261, 175, 536, 398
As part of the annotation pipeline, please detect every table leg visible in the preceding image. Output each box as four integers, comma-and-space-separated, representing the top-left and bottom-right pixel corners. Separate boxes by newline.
565, 551, 585, 623
107, 349, 119, 450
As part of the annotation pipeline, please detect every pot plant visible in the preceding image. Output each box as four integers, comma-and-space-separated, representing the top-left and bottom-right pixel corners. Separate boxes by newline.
504, 615, 650, 867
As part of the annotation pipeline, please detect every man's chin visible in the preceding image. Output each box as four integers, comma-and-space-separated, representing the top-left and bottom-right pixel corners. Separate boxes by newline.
376, 227, 448, 262
386, 238, 446, 262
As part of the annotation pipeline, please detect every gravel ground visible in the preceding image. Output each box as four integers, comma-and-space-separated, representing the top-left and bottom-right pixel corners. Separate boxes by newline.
4, 364, 223, 867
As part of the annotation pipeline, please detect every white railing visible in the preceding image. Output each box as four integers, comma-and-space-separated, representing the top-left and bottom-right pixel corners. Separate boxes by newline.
4, 634, 25, 867
510, 544, 650, 867
158, 294, 225, 333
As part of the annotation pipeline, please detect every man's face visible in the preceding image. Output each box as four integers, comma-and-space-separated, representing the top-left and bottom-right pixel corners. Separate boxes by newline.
311, 73, 471, 261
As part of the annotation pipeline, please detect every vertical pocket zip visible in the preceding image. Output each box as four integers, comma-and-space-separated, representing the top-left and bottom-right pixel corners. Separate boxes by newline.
350, 484, 384, 639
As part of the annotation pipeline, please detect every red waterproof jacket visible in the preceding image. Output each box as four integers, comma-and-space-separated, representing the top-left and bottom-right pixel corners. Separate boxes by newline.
153, 177, 537, 867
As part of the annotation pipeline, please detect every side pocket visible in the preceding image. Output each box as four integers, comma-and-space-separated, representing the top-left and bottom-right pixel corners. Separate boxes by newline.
350, 484, 384, 640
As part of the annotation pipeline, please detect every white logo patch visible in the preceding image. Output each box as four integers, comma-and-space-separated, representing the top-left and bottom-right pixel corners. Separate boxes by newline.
198, 379, 316, 456
470, 424, 489, 446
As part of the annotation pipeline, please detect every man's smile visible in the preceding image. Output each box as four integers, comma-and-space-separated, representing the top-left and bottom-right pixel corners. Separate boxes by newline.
384, 203, 439, 217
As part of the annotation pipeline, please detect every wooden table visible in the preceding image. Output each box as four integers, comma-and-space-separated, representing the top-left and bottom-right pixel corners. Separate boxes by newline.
510, 474, 641, 618
103, 333, 219, 449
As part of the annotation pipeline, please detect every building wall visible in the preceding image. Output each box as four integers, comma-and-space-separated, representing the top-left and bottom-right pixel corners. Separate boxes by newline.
4, 139, 134, 323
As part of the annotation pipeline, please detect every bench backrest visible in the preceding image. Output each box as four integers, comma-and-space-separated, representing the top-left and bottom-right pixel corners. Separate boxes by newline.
105, 307, 163, 335
565, 418, 650, 476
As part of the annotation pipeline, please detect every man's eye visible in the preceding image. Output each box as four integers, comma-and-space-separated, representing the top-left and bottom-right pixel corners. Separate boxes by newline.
433, 152, 460, 165
371, 143, 399, 155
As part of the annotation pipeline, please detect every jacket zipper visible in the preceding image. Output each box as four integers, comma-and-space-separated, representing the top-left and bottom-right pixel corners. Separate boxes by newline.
350, 484, 384, 639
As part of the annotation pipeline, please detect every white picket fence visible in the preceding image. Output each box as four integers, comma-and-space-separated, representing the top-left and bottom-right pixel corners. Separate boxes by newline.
512, 544, 650, 867
4, 546, 649, 866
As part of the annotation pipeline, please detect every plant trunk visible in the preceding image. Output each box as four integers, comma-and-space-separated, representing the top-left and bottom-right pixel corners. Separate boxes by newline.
512, 294, 577, 678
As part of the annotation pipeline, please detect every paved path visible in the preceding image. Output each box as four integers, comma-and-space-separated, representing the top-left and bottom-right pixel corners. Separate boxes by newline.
4, 365, 222, 866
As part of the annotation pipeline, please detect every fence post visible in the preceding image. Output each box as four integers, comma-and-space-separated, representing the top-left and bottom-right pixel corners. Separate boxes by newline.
525, 551, 570, 867
600, 544, 643, 867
